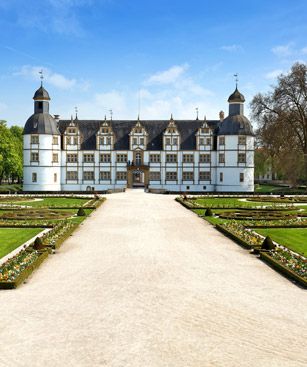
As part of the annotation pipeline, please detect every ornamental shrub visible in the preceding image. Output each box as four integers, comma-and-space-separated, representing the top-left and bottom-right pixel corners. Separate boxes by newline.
77, 208, 86, 216
205, 208, 213, 216
33, 236, 44, 250
261, 236, 276, 250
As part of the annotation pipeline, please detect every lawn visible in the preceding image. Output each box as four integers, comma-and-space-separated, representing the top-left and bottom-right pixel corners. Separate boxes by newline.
255, 228, 307, 256
193, 197, 272, 208
0, 228, 44, 259
0, 184, 22, 193
2, 197, 90, 208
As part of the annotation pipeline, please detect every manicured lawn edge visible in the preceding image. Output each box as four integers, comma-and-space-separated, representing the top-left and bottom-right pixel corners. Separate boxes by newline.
259, 251, 307, 289
0, 250, 49, 289
215, 224, 254, 250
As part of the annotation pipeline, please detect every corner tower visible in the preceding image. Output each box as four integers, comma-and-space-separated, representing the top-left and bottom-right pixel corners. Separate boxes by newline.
23, 83, 61, 191
216, 85, 254, 192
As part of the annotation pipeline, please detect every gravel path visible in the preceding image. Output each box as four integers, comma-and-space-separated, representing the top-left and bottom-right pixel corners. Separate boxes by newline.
0, 189, 306, 367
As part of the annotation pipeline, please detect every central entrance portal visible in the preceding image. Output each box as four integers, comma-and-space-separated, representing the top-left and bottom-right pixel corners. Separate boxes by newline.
132, 170, 145, 187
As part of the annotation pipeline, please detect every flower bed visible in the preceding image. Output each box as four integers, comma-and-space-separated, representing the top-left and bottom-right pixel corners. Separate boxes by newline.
41, 221, 77, 249
0, 209, 73, 220
260, 250, 307, 288
0, 249, 49, 289
218, 210, 297, 221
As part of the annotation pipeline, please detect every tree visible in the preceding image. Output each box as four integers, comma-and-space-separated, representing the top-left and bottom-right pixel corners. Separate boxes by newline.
250, 63, 307, 185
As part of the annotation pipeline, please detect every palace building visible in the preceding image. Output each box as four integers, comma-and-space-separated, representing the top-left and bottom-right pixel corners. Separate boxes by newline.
23, 83, 255, 192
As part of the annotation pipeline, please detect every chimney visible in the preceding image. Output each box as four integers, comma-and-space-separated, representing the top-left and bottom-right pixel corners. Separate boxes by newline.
54, 114, 60, 123
219, 110, 224, 122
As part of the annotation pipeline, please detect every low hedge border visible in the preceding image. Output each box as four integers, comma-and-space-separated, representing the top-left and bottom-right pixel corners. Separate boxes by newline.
215, 224, 254, 250
247, 225, 307, 229
51, 223, 79, 250
0, 250, 49, 289
259, 251, 307, 289
0, 224, 53, 228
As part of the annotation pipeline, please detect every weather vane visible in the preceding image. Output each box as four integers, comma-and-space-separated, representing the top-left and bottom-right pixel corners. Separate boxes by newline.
39, 69, 44, 86
234, 73, 239, 87
195, 107, 199, 120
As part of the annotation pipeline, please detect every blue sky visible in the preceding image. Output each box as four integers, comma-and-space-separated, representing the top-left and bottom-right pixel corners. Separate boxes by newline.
1, 0, 307, 126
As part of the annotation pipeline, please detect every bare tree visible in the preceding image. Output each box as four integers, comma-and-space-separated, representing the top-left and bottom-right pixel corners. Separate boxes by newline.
250, 62, 307, 184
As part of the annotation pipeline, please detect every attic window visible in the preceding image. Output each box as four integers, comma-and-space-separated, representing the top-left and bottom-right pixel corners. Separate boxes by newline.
240, 122, 244, 129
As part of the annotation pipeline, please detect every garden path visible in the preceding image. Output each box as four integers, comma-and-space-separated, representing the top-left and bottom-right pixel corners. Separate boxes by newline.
0, 189, 306, 367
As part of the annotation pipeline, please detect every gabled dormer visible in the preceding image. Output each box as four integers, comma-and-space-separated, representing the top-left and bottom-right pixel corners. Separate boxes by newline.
129, 117, 148, 150
64, 116, 81, 150
196, 118, 212, 150
96, 117, 114, 150
163, 115, 180, 151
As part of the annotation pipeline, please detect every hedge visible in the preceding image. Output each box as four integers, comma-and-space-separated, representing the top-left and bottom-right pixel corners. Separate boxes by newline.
0, 250, 49, 289
260, 251, 307, 289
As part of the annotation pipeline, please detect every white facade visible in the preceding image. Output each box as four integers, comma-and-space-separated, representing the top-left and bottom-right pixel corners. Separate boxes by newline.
23, 85, 255, 192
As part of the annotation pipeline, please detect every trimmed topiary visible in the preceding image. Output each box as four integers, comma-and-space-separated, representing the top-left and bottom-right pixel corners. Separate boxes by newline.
205, 208, 213, 216
261, 236, 276, 251
33, 236, 44, 250
77, 208, 86, 217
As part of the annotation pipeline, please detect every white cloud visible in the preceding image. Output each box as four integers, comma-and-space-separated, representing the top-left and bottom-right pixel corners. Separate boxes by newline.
14, 65, 89, 90
220, 44, 243, 52
271, 43, 293, 58
144, 64, 189, 85
265, 69, 283, 80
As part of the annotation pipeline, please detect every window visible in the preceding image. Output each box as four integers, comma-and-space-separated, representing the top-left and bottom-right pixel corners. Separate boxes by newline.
220, 172, 223, 182
140, 137, 144, 145
31, 135, 39, 144
107, 137, 112, 145
100, 171, 111, 180
150, 171, 161, 181
219, 153, 225, 163
38, 101, 43, 109
100, 154, 111, 163
173, 137, 178, 145
199, 138, 204, 145
84, 154, 94, 163
68, 128, 76, 134
201, 128, 210, 134
238, 136, 246, 145
117, 154, 127, 163
66, 136, 71, 145
73, 137, 78, 145
54, 173, 57, 182
67, 154, 78, 163
206, 137, 211, 145
182, 171, 194, 181
183, 154, 194, 163
116, 171, 127, 180
32, 172, 37, 182
52, 153, 58, 163
219, 136, 225, 146
166, 137, 171, 145
238, 153, 246, 163
149, 154, 160, 163
52, 136, 58, 145
99, 137, 104, 145
199, 171, 211, 181
199, 154, 210, 163
31, 152, 39, 162
240, 173, 244, 182
166, 171, 177, 181
133, 137, 137, 145
67, 171, 78, 180
166, 154, 177, 163
83, 171, 94, 180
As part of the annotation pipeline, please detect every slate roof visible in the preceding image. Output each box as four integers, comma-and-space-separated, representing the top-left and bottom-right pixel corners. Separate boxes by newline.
58, 119, 220, 151
33, 86, 50, 100
218, 115, 254, 136
24, 113, 60, 135
228, 87, 245, 103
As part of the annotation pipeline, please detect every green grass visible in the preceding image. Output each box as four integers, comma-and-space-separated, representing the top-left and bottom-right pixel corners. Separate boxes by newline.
255, 228, 307, 256
193, 197, 271, 208
0, 228, 44, 259
11, 197, 90, 208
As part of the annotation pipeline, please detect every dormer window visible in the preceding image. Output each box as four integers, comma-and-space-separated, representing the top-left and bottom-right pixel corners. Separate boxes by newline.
129, 119, 148, 150
64, 119, 80, 149
196, 121, 212, 150
96, 119, 114, 150
163, 116, 180, 150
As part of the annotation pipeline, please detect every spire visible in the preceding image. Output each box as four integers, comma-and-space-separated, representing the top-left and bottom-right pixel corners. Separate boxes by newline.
39, 69, 44, 87
234, 73, 239, 88
195, 107, 199, 120
170, 113, 173, 121
75, 106, 78, 120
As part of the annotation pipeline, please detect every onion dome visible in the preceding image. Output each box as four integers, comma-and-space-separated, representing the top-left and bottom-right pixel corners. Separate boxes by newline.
24, 113, 59, 135
228, 87, 245, 103
33, 85, 50, 101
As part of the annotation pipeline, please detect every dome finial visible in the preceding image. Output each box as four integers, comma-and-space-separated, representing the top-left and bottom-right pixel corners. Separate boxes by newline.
39, 69, 44, 87
234, 73, 239, 89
